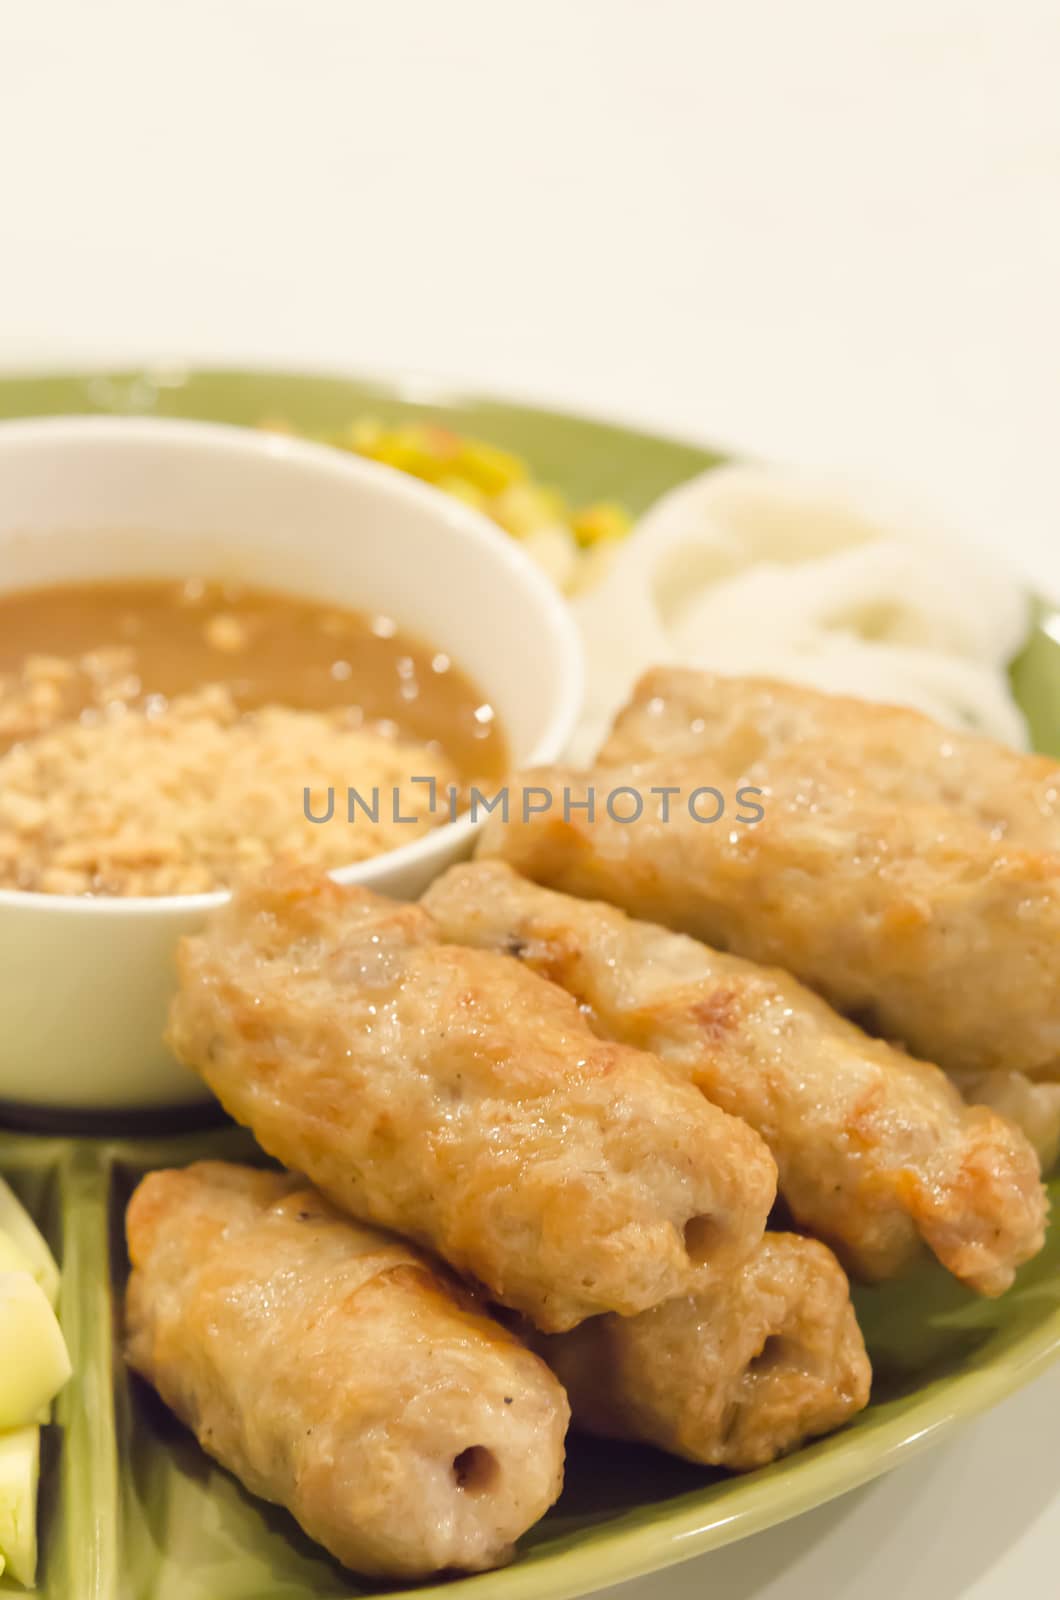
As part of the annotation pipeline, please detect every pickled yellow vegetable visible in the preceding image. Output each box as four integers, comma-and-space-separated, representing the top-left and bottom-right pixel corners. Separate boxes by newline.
0, 1180, 59, 1310
0, 1273, 71, 1430
0, 1426, 39, 1588
261, 416, 634, 595
434, 473, 488, 511
451, 437, 526, 495
571, 501, 632, 548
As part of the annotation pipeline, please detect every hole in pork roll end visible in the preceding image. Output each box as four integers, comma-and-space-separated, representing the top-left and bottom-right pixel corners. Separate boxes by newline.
683, 1213, 725, 1265
451, 1445, 500, 1494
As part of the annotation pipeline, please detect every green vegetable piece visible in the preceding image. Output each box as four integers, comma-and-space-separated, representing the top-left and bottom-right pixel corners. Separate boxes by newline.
0, 1426, 40, 1587
0, 1273, 72, 1429
0, 1180, 60, 1310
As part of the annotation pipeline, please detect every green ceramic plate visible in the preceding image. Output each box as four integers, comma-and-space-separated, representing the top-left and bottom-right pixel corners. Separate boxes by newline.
0, 367, 1058, 1600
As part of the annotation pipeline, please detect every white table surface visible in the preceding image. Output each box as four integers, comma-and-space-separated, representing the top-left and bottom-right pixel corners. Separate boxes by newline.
1, 2, 1057, 1594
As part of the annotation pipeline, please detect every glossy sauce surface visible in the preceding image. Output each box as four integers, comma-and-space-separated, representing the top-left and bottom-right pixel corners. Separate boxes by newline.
0, 578, 507, 780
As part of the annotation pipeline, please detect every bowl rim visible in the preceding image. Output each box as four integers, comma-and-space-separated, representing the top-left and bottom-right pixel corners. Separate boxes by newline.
0, 413, 584, 914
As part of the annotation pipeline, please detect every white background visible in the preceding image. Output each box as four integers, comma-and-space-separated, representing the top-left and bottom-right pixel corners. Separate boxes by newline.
1, 1, 1057, 1595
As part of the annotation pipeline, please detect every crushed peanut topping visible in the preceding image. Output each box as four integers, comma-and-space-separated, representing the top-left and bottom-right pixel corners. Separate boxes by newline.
0, 662, 456, 897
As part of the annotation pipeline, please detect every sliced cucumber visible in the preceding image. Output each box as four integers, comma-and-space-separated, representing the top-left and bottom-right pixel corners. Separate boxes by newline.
0, 1273, 71, 1430
0, 1181, 59, 1310
0, 1425, 39, 1588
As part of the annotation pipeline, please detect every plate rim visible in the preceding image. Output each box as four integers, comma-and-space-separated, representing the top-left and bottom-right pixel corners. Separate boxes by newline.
0, 357, 744, 466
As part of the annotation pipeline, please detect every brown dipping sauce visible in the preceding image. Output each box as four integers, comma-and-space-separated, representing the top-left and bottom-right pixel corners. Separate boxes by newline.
0, 578, 508, 782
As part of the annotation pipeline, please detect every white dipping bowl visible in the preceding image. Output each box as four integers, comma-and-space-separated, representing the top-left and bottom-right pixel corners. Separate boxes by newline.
0, 417, 582, 1115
